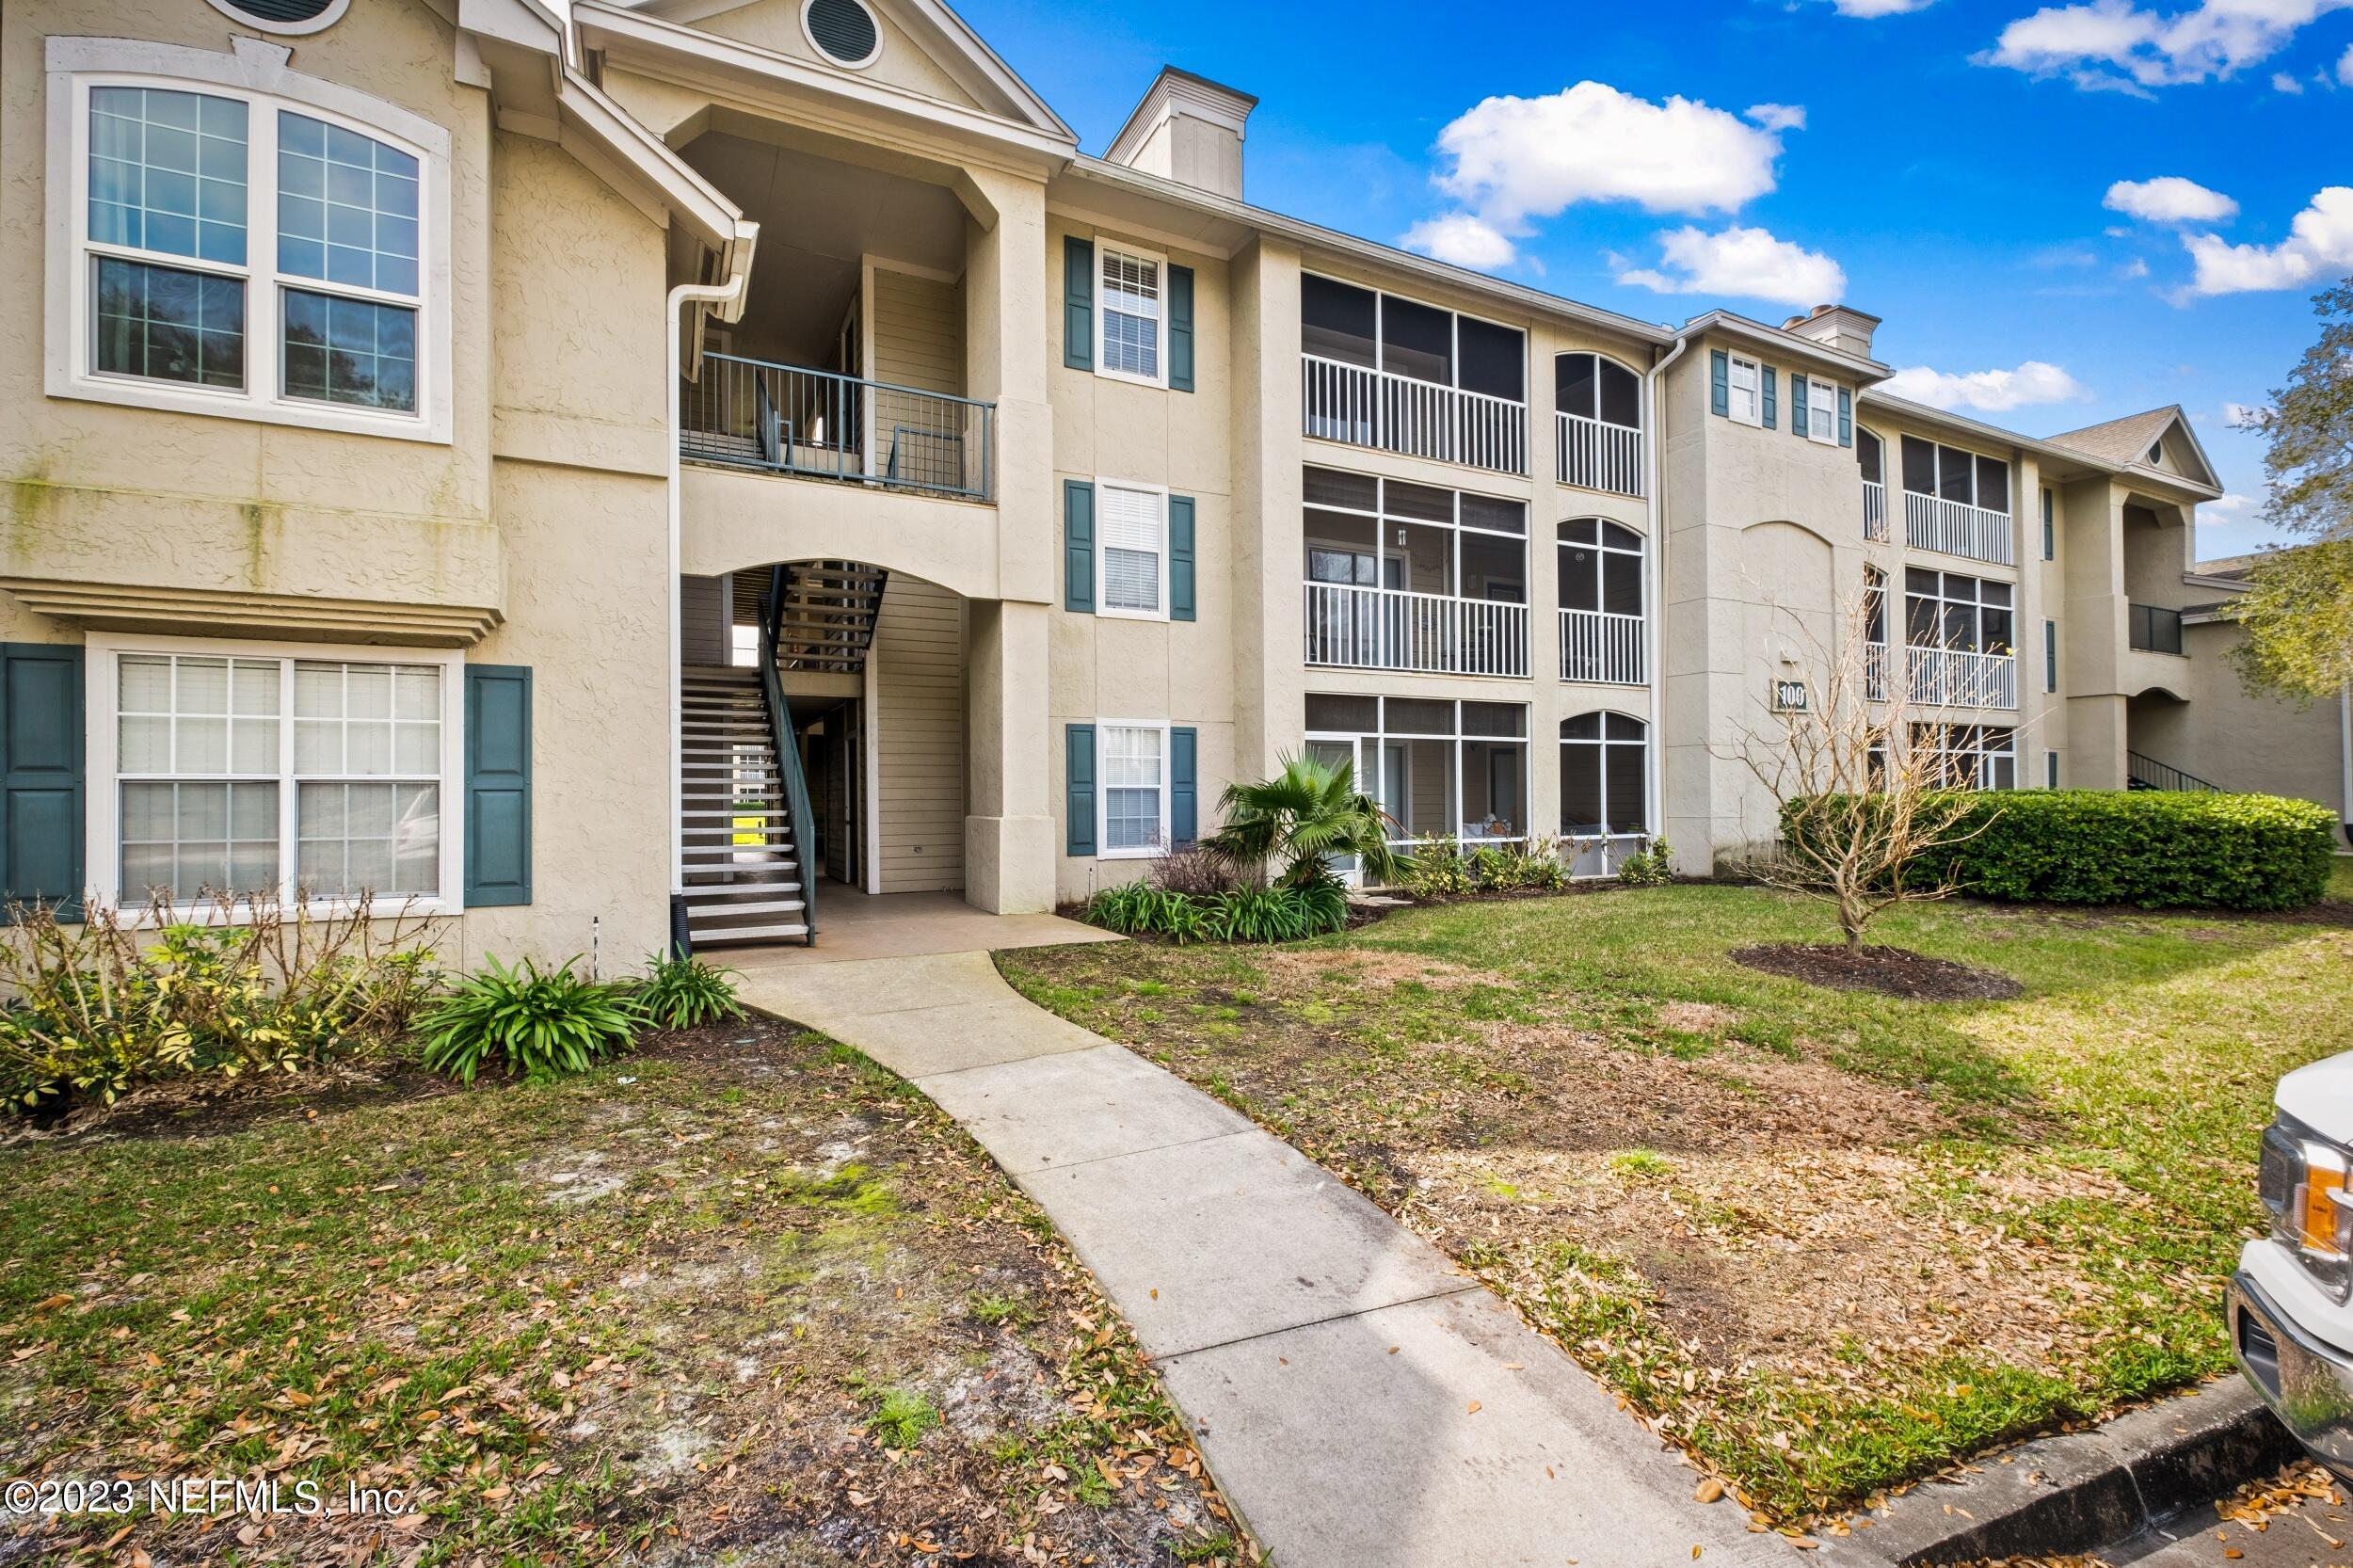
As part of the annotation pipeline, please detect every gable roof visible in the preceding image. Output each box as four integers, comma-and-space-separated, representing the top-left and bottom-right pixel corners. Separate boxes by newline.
2045, 404, 2222, 491
605, 0, 1073, 144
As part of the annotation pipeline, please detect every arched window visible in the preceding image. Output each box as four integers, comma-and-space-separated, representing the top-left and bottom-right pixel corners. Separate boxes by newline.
1555, 353, 1641, 429
1557, 519, 1643, 616
1560, 712, 1648, 876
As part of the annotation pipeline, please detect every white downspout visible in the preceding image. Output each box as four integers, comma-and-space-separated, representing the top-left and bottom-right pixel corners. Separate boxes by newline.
2340, 681, 2351, 848
1642, 333, 1690, 862
667, 271, 751, 894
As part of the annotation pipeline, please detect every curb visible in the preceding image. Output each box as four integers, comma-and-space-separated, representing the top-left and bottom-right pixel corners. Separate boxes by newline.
1855, 1378, 2300, 1564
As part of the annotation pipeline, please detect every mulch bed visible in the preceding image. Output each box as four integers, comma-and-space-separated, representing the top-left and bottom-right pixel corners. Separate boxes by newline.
1730, 941, 2025, 1000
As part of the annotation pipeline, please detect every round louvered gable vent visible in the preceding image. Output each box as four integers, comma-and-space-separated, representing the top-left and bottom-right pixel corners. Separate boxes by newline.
205, 0, 350, 32
803, 0, 881, 66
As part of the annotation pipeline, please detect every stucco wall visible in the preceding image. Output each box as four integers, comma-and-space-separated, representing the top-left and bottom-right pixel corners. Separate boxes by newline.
872, 573, 967, 892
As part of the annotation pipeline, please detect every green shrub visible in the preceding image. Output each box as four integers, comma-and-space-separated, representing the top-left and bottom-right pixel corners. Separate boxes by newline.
1082, 881, 1213, 943
0, 895, 439, 1116
1616, 836, 1675, 888
633, 952, 744, 1030
1208, 881, 1348, 943
417, 955, 643, 1084
1781, 790, 2335, 910
1401, 834, 1475, 899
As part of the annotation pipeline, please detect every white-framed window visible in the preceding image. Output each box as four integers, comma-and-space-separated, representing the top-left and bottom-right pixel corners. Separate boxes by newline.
1098, 721, 1170, 857
1097, 245, 1166, 386
44, 38, 452, 442
1097, 479, 1168, 618
1726, 354, 1762, 427
86, 632, 465, 917
1805, 376, 1837, 446
1912, 723, 2017, 792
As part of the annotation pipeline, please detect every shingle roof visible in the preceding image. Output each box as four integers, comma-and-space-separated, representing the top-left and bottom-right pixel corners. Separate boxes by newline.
2044, 407, 2182, 466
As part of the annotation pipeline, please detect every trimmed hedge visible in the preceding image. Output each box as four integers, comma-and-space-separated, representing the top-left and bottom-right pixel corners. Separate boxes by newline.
1780, 789, 2337, 911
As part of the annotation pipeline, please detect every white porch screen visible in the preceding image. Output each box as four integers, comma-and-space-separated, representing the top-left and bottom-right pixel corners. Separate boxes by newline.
1100, 485, 1164, 613
1102, 725, 1165, 852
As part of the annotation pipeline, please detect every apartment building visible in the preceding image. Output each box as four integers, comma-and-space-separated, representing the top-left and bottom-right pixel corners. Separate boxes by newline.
0, 0, 2341, 960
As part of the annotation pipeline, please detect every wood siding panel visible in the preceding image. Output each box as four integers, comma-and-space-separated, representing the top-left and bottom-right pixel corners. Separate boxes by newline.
875, 577, 966, 892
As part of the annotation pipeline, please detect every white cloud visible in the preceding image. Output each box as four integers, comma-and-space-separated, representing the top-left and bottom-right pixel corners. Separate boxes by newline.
2340, 40, 2353, 81
2198, 492, 2260, 525
1828, 0, 1938, 14
1746, 103, 1808, 132
2119, 256, 2152, 278
1981, 0, 2351, 90
1615, 226, 1847, 308
1426, 82, 1791, 229
1400, 213, 1520, 270
2272, 68, 2306, 88
2104, 175, 2239, 223
1879, 360, 2091, 411
2183, 185, 2353, 294
2222, 400, 2272, 424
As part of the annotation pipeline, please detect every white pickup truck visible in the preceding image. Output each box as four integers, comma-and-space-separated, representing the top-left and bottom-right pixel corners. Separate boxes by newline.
2231, 1054, 2353, 1479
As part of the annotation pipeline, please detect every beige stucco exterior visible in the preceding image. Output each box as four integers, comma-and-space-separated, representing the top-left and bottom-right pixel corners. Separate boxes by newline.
0, 0, 2340, 963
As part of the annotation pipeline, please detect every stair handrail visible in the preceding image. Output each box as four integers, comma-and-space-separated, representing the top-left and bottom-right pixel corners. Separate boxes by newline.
2126, 750, 2222, 792
758, 562, 819, 945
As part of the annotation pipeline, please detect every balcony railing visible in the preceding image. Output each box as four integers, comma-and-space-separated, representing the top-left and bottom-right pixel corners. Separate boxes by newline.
2129, 602, 2185, 655
1303, 583, 1529, 678
1302, 355, 1528, 475
680, 351, 995, 502
1559, 608, 1643, 685
1863, 480, 1889, 542
1905, 645, 2017, 710
1556, 411, 1643, 497
1902, 489, 2013, 566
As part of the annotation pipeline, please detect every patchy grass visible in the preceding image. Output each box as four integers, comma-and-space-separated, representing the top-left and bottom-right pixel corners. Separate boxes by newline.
998, 883, 2353, 1524
0, 1022, 1243, 1566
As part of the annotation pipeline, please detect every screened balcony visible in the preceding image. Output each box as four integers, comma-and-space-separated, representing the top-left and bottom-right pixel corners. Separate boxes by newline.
1557, 518, 1644, 685
1302, 467, 1529, 678
1899, 435, 2014, 565
1300, 274, 1528, 475
1858, 430, 1890, 542
1554, 352, 1644, 498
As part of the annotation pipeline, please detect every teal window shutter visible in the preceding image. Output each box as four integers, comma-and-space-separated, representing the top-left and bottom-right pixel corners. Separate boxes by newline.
1789, 373, 1809, 438
1064, 480, 1096, 613
0, 644, 84, 920
1064, 236, 1094, 372
1065, 724, 1096, 856
1171, 727, 1197, 845
1168, 264, 1195, 392
1837, 387, 1853, 447
1169, 493, 1196, 621
464, 664, 532, 907
1709, 350, 1728, 417
1761, 367, 1778, 430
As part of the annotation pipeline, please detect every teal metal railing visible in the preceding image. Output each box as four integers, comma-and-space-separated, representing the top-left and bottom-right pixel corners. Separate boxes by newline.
758, 563, 820, 946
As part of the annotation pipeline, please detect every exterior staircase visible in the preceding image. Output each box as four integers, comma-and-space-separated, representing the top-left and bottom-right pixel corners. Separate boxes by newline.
771, 562, 888, 674
679, 664, 808, 945
2126, 751, 2222, 792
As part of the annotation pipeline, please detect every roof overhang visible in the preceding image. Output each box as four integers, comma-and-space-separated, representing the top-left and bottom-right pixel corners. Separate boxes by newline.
1689, 311, 1889, 382
1058, 157, 1674, 351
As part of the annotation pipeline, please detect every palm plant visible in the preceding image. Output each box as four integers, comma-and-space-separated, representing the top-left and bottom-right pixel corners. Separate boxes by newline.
1204, 753, 1406, 889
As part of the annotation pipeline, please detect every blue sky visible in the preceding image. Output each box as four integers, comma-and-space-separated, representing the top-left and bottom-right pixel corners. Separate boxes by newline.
955, 0, 2353, 561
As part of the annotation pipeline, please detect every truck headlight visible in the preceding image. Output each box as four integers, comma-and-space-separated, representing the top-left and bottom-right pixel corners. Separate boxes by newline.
2264, 1112, 2353, 1302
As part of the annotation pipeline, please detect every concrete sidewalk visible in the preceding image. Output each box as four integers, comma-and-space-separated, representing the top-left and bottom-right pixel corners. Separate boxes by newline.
741, 949, 1797, 1568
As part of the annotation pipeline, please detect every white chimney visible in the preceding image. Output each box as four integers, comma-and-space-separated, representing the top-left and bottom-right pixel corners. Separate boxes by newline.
1785, 303, 1881, 360
1104, 67, 1257, 202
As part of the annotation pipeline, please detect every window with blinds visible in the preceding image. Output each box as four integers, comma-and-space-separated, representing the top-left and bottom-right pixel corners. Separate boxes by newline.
1100, 248, 1162, 382
1101, 725, 1166, 853
1098, 483, 1165, 615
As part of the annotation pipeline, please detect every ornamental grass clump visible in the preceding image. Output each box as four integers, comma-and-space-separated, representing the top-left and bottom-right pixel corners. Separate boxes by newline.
632, 951, 745, 1030
0, 893, 441, 1117
416, 954, 642, 1085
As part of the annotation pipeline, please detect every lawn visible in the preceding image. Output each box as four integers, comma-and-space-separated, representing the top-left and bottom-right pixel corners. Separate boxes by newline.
998, 872, 2353, 1525
0, 1021, 1244, 1566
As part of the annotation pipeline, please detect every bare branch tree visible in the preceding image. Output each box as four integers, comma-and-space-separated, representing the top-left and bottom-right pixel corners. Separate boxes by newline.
1719, 586, 1999, 950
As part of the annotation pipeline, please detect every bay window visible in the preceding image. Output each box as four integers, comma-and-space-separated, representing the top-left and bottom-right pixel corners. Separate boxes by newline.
49, 40, 449, 440
93, 638, 461, 912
